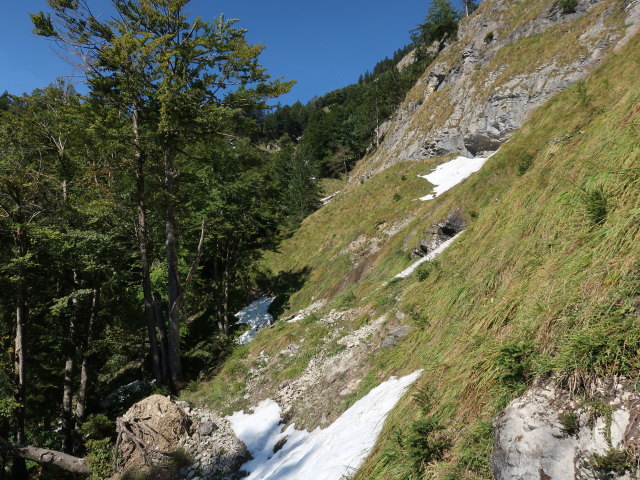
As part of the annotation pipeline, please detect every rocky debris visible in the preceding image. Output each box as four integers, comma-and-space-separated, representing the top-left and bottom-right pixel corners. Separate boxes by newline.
381, 325, 411, 349
415, 210, 466, 257
492, 380, 640, 480
244, 308, 386, 429
284, 299, 327, 323
112, 395, 248, 480
178, 406, 249, 480
275, 312, 384, 415
353, 0, 640, 181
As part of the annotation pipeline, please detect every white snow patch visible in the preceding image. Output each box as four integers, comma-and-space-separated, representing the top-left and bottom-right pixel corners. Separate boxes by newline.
394, 233, 461, 279
236, 297, 275, 345
227, 370, 422, 480
419, 153, 495, 200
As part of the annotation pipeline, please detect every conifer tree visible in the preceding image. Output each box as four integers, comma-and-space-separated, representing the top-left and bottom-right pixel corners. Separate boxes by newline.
32, 0, 292, 391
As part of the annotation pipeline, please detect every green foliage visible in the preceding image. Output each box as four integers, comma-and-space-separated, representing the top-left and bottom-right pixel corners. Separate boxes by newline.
86, 438, 114, 480
558, 0, 579, 14
415, 260, 440, 281
516, 153, 534, 176
411, 0, 460, 53
392, 192, 402, 202
412, 385, 434, 414
79, 414, 115, 441
484, 31, 495, 43
590, 449, 633, 475
406, 418, 452, 473
559, 412, 580, 436
579, 186, 609, 226
457, 421, 493, 475
541, 274, 640, 385
496, 342, 537, 392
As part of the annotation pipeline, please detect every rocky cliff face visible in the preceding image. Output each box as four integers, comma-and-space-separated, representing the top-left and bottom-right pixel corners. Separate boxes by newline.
352, 0, 640, 181
492, 381, 640, 480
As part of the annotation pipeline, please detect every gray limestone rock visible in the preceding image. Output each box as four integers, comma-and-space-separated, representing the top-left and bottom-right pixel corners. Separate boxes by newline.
353, 0, 640, 182
492, 380, 640, 480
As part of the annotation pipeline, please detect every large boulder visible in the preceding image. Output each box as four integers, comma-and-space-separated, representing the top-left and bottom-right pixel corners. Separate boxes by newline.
113, 395, 249, 480
114, 395, 192, 475
492, 381, 640, 480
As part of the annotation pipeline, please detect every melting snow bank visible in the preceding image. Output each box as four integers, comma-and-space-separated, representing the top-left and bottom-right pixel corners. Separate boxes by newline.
227, 370, 422, 480
395, 233, 461, 279
236, 297, 275, 345
419, 152, 496, 200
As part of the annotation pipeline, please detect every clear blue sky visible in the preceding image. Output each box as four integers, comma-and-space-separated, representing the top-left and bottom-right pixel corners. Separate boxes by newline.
0, 0, 464, 105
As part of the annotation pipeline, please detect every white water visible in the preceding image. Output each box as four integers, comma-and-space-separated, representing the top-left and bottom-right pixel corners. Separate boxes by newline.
227, 370, 422, 480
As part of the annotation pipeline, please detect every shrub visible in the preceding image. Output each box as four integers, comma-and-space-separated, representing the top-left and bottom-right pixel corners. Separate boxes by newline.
415, 261, 439, 281
496, 342, 537, 392
86, 438, 114, 480
559, 412, 579, 436
412, 385, 434, 414
406, 418, 452, 473
516, 153, 534, 175
484, 31, 494, 43
590, 449, 633, 475
79, 414, 115, 441
393, 192, 403, 202
558, 0, 578, 14
580, 186, 608, 226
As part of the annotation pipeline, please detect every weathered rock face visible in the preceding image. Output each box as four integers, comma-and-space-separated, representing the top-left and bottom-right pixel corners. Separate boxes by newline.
415, 209, 466, 257
352, 0, 640, 182
115, 394, 193, 475
492, 381, 640, 480
113, 395, 248, 480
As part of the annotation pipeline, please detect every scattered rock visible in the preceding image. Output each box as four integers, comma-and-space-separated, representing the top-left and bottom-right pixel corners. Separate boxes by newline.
381, 325, 411, 349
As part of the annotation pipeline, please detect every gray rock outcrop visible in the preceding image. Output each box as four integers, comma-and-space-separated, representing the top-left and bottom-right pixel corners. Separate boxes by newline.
415, 209, 466, 257
492, 381, 640, 480
112, 395, 248, 480
353, 0, 640, 181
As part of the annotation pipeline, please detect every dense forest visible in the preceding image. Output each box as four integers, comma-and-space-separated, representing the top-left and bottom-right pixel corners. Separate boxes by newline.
0, 0, 472, 478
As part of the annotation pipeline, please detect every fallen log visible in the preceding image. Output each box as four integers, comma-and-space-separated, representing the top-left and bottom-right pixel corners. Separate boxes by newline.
0, 438, 91, 475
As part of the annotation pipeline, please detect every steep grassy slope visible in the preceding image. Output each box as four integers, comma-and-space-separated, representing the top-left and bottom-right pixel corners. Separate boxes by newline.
352, 34, 640, 478
185, 28, 640, 480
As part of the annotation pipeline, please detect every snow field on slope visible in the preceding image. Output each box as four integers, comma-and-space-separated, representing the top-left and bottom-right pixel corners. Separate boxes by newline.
236, 297, 275, 345
419, 153, 495, 200
227, 370, 423, 480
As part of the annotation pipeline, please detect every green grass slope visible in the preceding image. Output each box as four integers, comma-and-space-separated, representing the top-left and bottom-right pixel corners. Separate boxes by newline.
186, 32, 640, 480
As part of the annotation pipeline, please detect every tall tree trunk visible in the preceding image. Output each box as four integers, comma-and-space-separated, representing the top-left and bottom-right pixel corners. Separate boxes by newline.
75, 286, 99, 429
222, 246, 231, 336
153, 292, 170, 384
132, 105, 163, 385
61, 271, 80, 454
164, 142, 184, 391
12, 227, 27, 480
